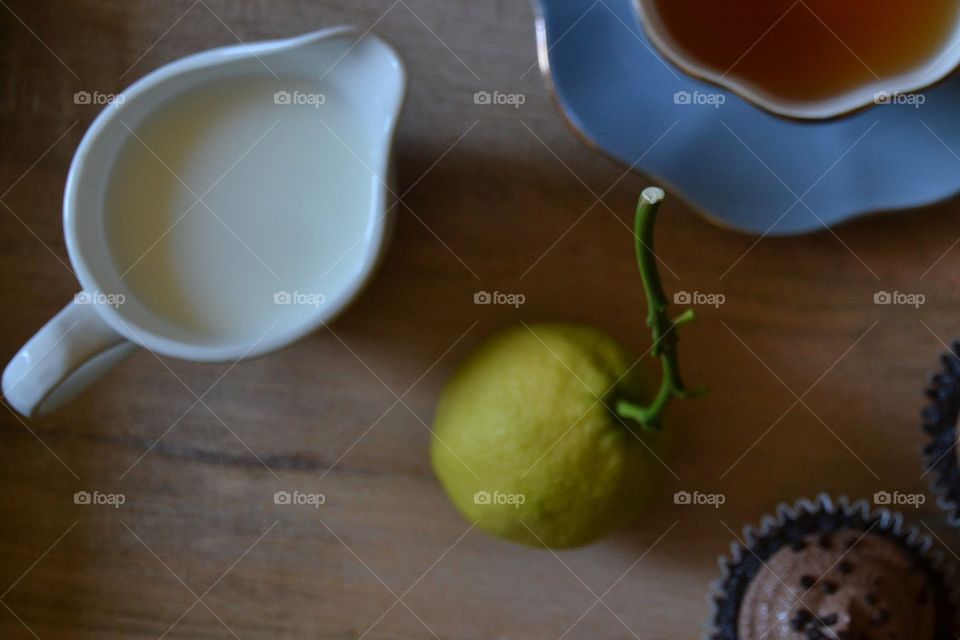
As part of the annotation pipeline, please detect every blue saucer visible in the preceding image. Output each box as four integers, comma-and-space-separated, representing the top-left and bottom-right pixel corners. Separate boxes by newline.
535, 0, 960, 235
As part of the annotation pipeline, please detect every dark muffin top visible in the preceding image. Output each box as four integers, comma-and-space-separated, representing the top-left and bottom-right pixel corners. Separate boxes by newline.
738, 530, 934, 639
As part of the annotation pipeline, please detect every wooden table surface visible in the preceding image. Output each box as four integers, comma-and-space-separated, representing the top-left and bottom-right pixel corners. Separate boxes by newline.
3, 1, 960, 638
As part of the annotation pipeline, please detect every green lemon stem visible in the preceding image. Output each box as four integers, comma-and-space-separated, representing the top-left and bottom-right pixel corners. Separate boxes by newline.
614, 187, 706, 432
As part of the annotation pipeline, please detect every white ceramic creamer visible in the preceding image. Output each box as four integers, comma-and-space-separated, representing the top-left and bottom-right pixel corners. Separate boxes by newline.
2, 28, 406, 417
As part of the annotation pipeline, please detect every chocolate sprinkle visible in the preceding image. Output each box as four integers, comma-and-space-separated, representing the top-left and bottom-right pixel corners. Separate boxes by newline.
871, 608, 891, 626
791, 608, 813, 631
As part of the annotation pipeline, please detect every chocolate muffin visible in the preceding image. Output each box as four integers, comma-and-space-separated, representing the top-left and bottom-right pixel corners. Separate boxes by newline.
921, 341, 960, 526
708, 495, 957, 640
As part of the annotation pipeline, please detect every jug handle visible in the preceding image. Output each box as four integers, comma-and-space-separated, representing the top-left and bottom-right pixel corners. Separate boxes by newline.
3, 294, 136, 417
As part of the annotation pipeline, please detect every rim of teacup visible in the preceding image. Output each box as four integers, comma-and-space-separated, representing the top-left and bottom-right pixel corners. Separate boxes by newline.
632, 0, 960, 121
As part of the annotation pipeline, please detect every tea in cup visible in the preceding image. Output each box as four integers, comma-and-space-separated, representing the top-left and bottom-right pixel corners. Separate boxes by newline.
634, 0, 960, 119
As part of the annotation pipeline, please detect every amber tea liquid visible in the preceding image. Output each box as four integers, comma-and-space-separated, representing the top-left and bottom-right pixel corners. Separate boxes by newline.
644, 0, 960, 106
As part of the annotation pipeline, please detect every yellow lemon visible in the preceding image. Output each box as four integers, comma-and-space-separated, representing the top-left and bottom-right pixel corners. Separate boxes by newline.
431, 322, 662, 547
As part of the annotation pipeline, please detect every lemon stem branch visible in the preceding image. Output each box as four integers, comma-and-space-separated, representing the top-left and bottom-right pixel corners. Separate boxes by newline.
615, 188, 705, 432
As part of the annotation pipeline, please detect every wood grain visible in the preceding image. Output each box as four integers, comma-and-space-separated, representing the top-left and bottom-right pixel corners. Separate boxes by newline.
2, 0, 960, 638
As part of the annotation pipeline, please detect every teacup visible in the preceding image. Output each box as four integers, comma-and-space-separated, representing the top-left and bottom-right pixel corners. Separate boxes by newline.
634, 0, 960, 120
2, 27, 406, 417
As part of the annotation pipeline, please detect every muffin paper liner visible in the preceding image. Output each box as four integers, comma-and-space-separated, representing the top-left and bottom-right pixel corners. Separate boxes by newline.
705, 494, 959, 639
922, 341, 960, 527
